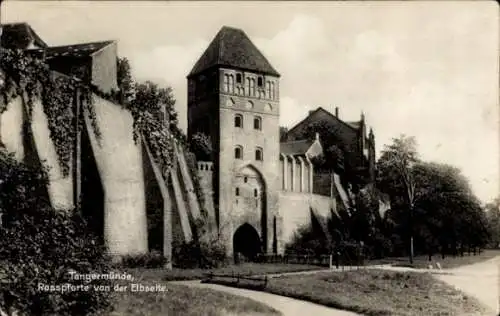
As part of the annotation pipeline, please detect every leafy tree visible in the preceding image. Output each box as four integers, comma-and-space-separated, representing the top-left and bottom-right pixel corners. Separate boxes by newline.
189, 132, 213, 161
116, 57, 135, 103
377, 134, 419, 263
0, 149, 111, 316
279, 126, 288, 141
485, 197, 500, 248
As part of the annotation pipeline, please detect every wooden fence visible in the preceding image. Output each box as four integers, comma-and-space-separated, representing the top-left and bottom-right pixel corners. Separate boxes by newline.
203, 272, 268, 288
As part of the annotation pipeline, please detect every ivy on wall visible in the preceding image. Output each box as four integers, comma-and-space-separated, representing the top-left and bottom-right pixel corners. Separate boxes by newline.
0, 49, 101, 176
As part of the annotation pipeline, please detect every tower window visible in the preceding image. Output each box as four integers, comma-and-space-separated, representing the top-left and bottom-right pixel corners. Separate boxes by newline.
234, 146, 243, 159
234, 114, 243, 128
244, 177, 248, 183
235, 187, 240, 196
257, 77, 263, 87
255, 147, 263, 161
236, 73, 242, 83
254, 189, 258, 197
223, 74, 230, 92
253, 116, 262, 130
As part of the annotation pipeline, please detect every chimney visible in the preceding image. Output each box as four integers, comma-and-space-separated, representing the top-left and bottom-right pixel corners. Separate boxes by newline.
335, 107, 339, 117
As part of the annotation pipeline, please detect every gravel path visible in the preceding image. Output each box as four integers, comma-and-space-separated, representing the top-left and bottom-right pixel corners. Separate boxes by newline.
434, 256, 499, 314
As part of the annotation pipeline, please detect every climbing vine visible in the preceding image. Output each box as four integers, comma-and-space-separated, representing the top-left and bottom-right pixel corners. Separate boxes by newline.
0, 48, 100, 176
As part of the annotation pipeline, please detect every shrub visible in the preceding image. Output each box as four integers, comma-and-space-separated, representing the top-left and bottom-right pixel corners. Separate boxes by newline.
173, 239, 228, 269
120, 251, 168, 269
0, 150, 111, 316
189, 132, 212, 161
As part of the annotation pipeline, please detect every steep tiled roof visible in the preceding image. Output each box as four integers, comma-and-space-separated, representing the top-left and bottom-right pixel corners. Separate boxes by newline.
280, 139, 314, 156
28, 41, 115, 59
346, 121, 361, 129
188, 26, 279, 78
1, 22, 48, 49
285, 107, 360, 141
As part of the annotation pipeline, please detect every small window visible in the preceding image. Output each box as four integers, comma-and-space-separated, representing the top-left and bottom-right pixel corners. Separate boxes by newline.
255, 148, 263, 161
235, 187, 240, 196
234, 114, 243, 128
235, 146, 243, 159
244, 177, 248, 183
236, 73, 242, 83
254, 189, 258, 197
257, 77, 263, 87
253, 116, 262, 130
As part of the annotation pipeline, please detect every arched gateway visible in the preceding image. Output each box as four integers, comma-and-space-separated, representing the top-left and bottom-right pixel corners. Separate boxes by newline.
232, 164, 266, 261
233, 223, 261, 262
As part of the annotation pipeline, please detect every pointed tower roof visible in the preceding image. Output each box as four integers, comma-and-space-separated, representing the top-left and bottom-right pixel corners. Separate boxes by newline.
188, 26, 280, 78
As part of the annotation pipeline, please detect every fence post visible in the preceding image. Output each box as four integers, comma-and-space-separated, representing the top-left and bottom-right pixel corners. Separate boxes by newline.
329, 254, 333, 269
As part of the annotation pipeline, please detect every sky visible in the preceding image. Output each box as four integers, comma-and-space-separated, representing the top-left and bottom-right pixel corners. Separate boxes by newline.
2, 1, 499, 203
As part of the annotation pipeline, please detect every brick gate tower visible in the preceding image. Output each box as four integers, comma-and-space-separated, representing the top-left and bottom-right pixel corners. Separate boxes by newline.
187, 26, 282, 259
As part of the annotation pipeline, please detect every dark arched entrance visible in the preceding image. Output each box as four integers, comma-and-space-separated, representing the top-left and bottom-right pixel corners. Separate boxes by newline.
233, 223, 262, 262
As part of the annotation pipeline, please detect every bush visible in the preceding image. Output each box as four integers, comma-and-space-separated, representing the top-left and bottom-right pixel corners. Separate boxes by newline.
173, 239, 228, 269
120, 251, 167, 269
0, 150, 111, 316
189, 132, 212, 161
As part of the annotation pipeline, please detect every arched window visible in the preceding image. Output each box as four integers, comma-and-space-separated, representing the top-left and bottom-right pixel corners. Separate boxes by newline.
235, 187, 240, 196
246, 78, 251, 96
257, 77, 263, 87
234, 146, 243, 159
266, 81, 271, 99
270, 82, 275, 100
255, 147, 263, 161
236, 73, 242, 83
246, 100, 254, 109
234, 114, 243, 128
223, 74, 230, 92
253, 116, 262, 130
250, 78, 256, 96
254, 189, 258, 197
228, 74, 234, 93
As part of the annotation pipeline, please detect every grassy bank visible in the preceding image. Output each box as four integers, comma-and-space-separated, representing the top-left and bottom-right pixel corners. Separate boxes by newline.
206, 269, 490, 316
368, 249, 500, 269
108, 282, 281, 316
109, 269, 281, 316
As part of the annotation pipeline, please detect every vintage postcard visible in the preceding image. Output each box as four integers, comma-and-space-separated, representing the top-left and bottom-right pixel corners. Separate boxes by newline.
0, 1, 498, 315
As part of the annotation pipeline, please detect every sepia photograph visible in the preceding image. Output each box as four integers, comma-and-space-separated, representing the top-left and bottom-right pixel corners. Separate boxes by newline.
0, 1, 498, 315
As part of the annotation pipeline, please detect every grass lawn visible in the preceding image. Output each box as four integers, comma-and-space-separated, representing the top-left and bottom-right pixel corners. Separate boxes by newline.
206, 269, 491, 316
108, 282, 281, 316
124, 262, 327, 282
368, 249, 500, 269
108, 270, 281, 316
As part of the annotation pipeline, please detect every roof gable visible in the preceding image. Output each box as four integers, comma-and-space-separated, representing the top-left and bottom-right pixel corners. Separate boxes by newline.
28, 41, 115, 59
188, 26, 280, 78
1, 23, 48, 49
286, 107, 360, 139
280, 139, 314, 156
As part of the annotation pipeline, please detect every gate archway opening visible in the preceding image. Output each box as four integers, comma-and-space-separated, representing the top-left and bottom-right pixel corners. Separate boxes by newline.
233, 223, 262, 263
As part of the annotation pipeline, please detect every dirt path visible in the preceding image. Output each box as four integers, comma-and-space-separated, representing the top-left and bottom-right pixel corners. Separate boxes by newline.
434, 256, 499, 314
171, 280, 360, 316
